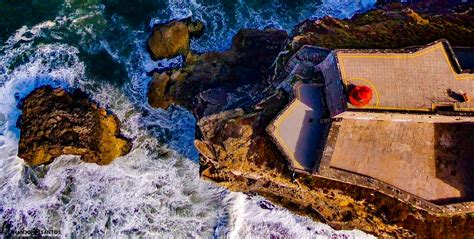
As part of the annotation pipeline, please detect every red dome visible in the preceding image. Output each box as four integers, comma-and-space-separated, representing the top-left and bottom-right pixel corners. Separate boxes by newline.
349, 85, 373, 107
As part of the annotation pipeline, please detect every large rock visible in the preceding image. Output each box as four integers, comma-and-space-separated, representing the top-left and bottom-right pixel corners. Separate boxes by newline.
148, 28, 288, 117
18, 86, 132, 166
147, 19, 204, 60
147, 72, 172, 109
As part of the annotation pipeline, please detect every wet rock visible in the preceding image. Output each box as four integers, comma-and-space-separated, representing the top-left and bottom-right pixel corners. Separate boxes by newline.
147, 18, 204, 60
17, 86, 132, 166
148, 28, 288, 117
147, 72, 172, 109
186, 20, 204, 38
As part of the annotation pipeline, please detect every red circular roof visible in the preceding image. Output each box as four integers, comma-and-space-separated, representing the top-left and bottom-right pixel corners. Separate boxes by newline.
349, 85, 373, 107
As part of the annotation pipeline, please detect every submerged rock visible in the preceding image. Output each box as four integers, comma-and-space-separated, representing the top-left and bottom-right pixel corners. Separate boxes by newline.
147, 18, 204, 60
17, 86, 132, 166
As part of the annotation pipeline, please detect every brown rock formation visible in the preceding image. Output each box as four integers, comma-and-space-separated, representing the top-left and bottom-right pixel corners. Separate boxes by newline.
149, 2, 474, 238
148, 28, 288, 117
18, 86, 132, 166
147, 19, 204, 60
147, 72, 173, 109
292, 3, 474, 50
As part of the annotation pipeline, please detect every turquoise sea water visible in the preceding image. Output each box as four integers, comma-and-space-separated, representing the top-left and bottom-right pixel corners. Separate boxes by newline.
0, 0, 376, 237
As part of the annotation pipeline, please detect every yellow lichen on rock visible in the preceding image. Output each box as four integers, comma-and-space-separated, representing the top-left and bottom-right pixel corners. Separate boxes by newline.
406, 9, 429, 25
147, 21, 190, 59
29, 147, 49, 166
18, 86, 132, 166
96, 114, 131, 165
147, 72, 173, 109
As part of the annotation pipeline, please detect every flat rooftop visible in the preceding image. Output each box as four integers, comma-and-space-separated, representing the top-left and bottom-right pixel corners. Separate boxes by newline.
336, 41, 474, 112
267, 83, 327, 171
336, 111, 474, 123
329, 118, 474, 202
269, 41, 474, 208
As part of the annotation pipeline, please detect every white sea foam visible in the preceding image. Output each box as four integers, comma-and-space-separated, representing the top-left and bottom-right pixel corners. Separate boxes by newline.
0, 0, 377, 237
0, 20, 225, 238
318, 0, 377, 19
222, 193, 376, 239
150, 0, 376, 52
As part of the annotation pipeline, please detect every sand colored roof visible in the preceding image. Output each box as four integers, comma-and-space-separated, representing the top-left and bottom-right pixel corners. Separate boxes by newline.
336, 111, 474, 123
336, 41, 474, 112
267, 83, 326, 171
329, 118, 474, 202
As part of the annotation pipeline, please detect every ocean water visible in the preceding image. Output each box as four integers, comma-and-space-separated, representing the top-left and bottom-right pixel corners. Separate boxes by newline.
0, 0, 376, 238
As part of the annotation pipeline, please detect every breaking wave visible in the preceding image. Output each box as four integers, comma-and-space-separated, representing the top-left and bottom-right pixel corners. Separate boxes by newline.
0, 0, 376, 237
151, 0, 376, 51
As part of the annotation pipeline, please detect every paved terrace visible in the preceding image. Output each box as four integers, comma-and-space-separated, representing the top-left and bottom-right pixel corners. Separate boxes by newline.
336, 42, 474, 112
267, 83, 327, 172
336, 111, 474, 123
328, 118, 474, 202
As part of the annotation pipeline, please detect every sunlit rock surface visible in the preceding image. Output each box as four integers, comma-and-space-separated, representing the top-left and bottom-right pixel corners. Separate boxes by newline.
147, 19, 204, 60
18, 86, 132, 166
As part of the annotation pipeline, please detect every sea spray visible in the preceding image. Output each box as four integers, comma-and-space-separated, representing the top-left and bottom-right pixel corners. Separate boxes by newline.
0, 0, 376, 237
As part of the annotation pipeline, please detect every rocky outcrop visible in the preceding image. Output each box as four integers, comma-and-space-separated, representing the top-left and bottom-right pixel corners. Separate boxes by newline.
18, 86, 132, 166
149, 2, 474, 238
148, 28, 288, 117
147, 71, 173, 109
291, 3, 474, 50
147, 18, 204, 60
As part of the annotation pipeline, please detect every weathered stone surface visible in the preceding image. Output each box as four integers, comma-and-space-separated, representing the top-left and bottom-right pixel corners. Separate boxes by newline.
148, 21, 189, 60
147, 18, 204, 60
148, 28, 288, 117
147, 72, 172, 109
292, 3, 474, 50
149, 2, 474, 238
18, 86, 132, 166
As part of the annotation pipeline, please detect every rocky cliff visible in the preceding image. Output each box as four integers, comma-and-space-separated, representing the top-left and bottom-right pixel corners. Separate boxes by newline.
148, 27, 288, 118
18, 86, 132, 166
196, 96, 474, 238
291, 2, 473, 50
148, 2, 474, 238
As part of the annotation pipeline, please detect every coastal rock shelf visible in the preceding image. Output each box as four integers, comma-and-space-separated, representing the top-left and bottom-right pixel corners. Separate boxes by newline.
147, 2, 474, 238
18, 86, 132, 166
147, 27, 288, 117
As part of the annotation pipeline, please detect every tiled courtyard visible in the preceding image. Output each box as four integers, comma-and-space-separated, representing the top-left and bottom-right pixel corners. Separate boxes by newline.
337, 42, 474, 111
329, 118, 474, 202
